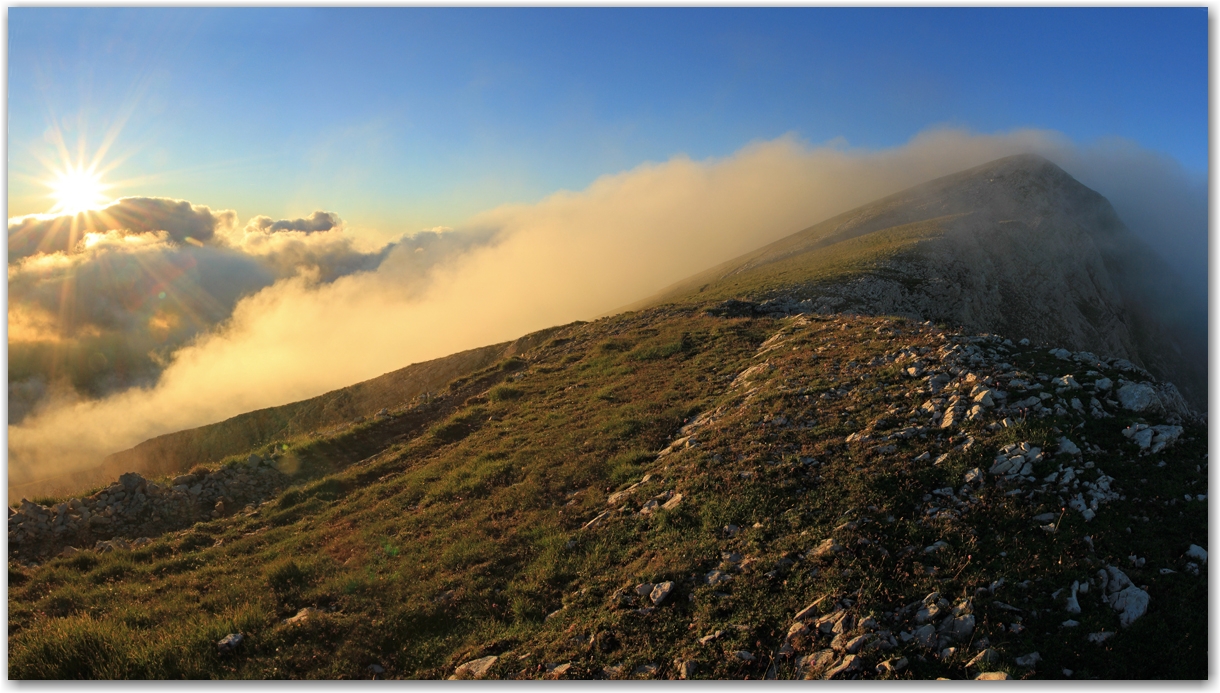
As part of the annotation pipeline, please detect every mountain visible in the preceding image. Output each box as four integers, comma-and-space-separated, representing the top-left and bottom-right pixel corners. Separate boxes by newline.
630, 154, 1205, 411
9, 155, 1207, 680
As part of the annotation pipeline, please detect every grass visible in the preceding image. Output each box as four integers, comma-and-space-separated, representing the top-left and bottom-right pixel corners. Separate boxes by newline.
8, 307, 1207, 679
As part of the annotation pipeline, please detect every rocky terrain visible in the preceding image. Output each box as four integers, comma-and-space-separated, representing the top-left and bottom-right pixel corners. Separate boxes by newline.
9, 303, 1207, 679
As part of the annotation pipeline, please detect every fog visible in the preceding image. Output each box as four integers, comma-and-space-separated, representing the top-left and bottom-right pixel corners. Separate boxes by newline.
8, 127, 1206, 486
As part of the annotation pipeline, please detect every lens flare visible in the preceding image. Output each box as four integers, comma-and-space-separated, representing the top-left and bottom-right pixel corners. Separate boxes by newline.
47, 164, 110, 215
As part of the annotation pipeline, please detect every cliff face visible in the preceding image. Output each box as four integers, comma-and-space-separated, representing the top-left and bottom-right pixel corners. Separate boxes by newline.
644, 154, 1206, 410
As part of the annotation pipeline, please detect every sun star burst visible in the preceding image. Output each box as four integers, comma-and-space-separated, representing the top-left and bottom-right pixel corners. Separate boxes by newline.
47, 165, 110, 215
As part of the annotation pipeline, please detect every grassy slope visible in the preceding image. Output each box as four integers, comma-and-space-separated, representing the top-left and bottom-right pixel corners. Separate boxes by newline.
10, 328, 566, 504
10, 307, 1207, 679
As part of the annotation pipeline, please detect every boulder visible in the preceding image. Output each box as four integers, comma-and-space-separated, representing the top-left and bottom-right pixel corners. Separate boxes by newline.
119, 472, 145, 491
1116, 383, 1158, 412
1057, 437, 1081, 456
1104, 566, 1150, 627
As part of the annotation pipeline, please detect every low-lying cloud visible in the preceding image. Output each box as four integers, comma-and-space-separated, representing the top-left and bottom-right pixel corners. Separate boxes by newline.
8, 127, 1206, 488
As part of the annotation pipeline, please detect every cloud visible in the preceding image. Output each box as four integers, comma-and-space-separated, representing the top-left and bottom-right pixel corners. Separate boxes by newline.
8, 197, 239, 260
8, 127, 1206, 488
245, 210, 341, 234
6, 200, 485, 433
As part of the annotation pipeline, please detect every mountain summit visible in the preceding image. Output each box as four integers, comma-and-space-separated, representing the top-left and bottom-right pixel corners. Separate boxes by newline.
638, 154, 1204, 410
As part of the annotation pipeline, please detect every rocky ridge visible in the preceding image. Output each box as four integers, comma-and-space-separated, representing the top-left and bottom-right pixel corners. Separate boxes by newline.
442, 309, 1205, 680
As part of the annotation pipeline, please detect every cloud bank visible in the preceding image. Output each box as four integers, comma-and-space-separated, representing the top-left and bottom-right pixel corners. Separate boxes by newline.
8, 128, 1206, 487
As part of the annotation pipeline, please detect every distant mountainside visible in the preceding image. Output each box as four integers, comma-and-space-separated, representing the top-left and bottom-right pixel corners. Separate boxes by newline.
10, 326, 570, 502
631, 154, 1205, 411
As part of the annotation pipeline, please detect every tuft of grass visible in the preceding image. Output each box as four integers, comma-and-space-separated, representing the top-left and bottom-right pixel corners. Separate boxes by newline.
488, 385, 524, 402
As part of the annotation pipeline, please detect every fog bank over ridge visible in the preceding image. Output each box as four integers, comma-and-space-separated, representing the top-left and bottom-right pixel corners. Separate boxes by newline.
7, 127, 1206, 487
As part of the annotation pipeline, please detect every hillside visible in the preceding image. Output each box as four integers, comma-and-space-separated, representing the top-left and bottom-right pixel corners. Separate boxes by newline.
9, 327, 567, 504
9, 305, 1207, 679
8, 155, 1207, 680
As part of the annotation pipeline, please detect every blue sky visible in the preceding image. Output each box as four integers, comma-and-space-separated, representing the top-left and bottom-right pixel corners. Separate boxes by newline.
8, 7, 1208, 234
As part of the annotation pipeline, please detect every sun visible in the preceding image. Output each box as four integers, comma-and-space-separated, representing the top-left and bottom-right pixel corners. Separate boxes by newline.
47, 165, 111, 215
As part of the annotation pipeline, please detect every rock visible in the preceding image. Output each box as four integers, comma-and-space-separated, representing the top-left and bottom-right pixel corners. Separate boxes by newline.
915, 602, 941, 623
1116, 383, 1158, 412
217, 632, 243, 654
912, 624, 936, 648
367, 664, 385, 675
582, 511, 611, 530
661, 494, 683, 511
823, 654, 861, 679
734, 650, 755, 662
1123, 425, 1153, 449
843, 635, 867, 654
1014, 652, 1041, 668
1052, 375, 1080, 390
674, 659, 696, 679
811, 537, 843, 559
797, 650, 837, 678
876, 657, 908, 675
119, 472, 144, 490
451, 655, 499, 680
705, 570, 731, 585
1108, 585, 1150, 627
546, 662, 571, 678
1064, 581, 1082, 614
1087, 631, 1115, 644
1057, 437, 1081, 456
650, 581, 674, 605
967, 649, 1002, 668
940, 614, 975, 640
794, 598, 826, 620
940, 408, 960, 429
963, 467, 983, 484
1104, 566, 1149, 627
975, 672, 1009, 680
1186, 544, 1208, 563
635, 583, 654, 597
283, 607, 323, 626
1149, 425, 1184, 453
